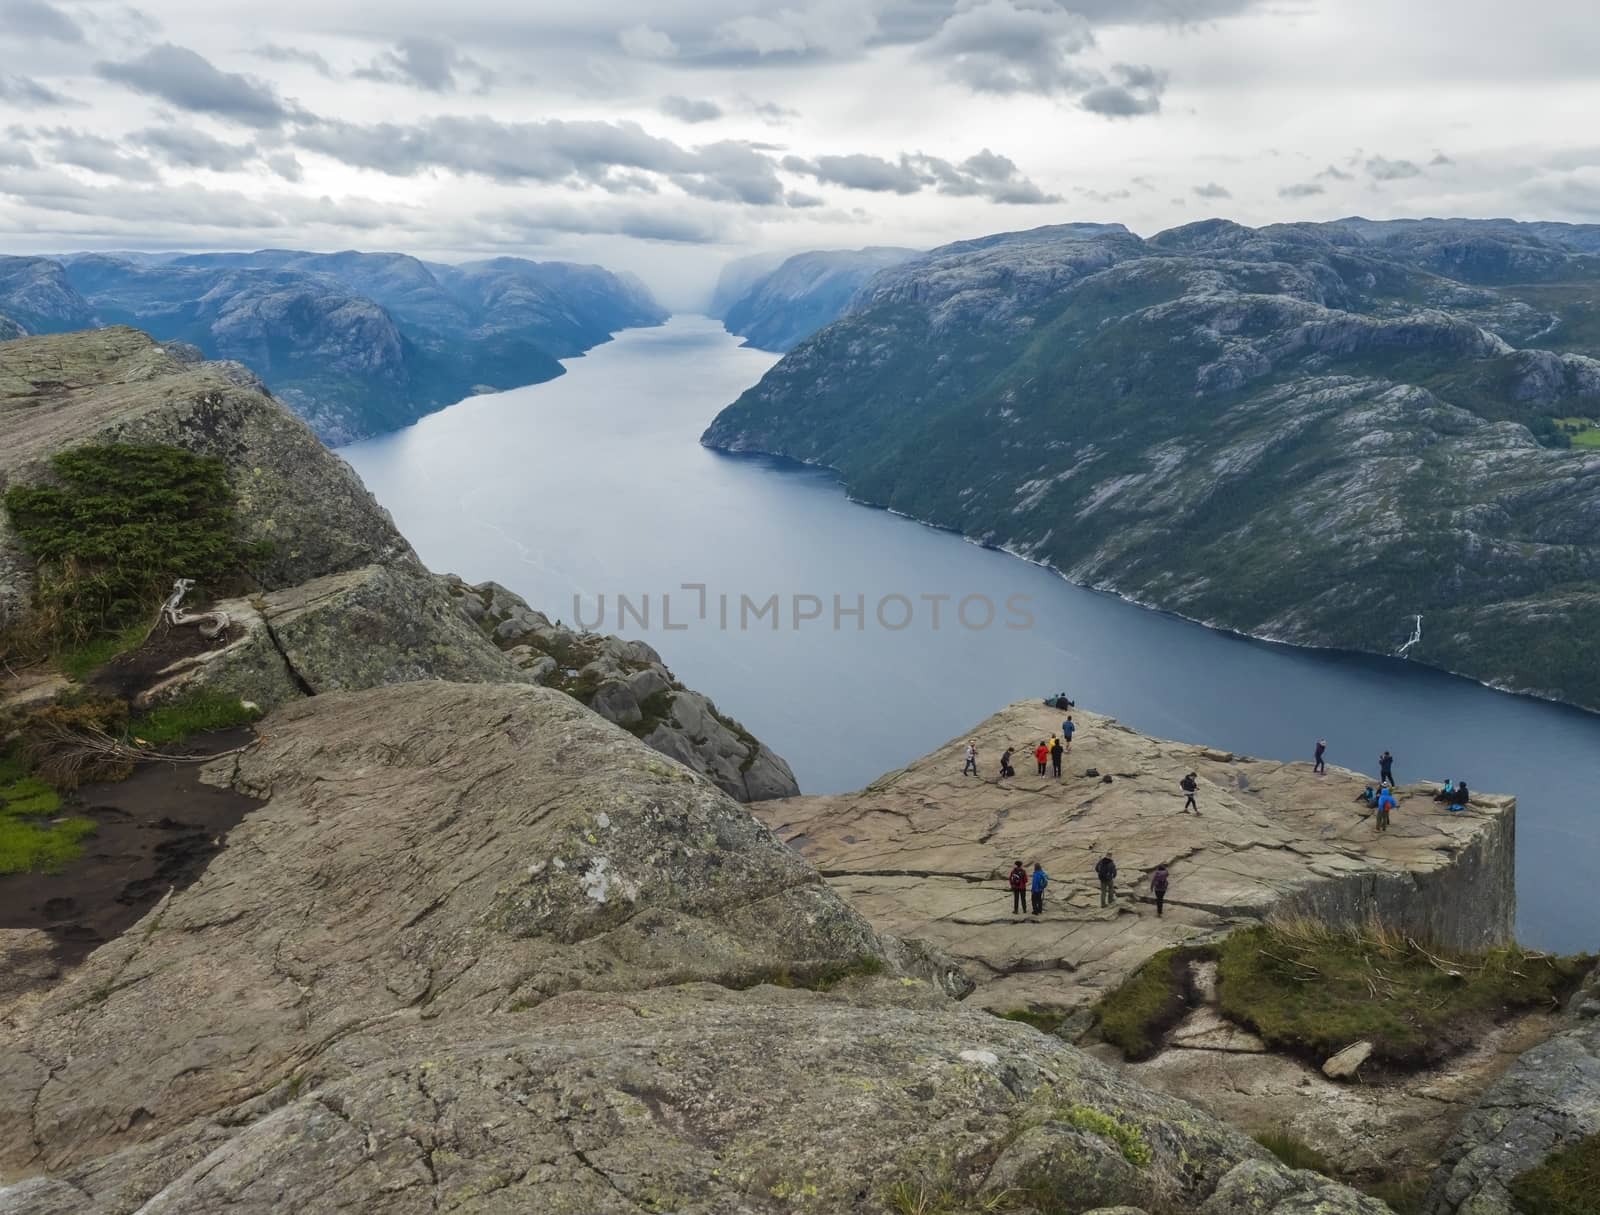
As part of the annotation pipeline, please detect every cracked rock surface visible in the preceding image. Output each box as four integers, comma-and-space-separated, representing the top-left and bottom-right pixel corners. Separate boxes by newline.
756, 701, 1515, 1015
0, 680, 1391, 1215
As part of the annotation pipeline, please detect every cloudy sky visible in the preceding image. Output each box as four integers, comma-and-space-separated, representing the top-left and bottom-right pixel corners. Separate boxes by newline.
3, 0, 1599, 305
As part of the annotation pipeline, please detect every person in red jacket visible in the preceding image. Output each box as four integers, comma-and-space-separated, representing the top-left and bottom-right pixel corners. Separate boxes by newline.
1007, 861, 1028, 915
1034, 741, 1049, 776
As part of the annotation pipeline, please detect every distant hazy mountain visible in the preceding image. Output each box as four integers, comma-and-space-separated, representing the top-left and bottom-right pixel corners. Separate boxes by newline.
0, 250, 666, 444
716, 247, 921, 352
705, 217, 1600, 711
708, 252, 790, 319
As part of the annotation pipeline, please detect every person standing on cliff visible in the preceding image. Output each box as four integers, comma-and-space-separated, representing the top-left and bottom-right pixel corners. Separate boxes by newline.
1095, 852, 1118, 906
1151, 863, 1170, 916
999, 747, 1015, 780
1030, 862, 1049, 915
1008, 861, 1028, 915
1180, 772, 1200, 815
1050, 737, 1064, 779
1375, 785, 1395, 832
1063, 716, 1076, 750
1035, 741, 1049, 776
964, 742, 978, 777
1379, 750, 1395, 787
1314, 738, 1327, 774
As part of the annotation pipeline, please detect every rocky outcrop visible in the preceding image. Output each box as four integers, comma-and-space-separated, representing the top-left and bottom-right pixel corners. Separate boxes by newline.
703, 217, 1600, 713
0, 680, 1388, 1214
0, 327, 417, 632
0, 314, 25, 341
1, 326, 796, 801
448, 577, 800, 802
0, 257, 94, 334
1422, 966, 1600, 1213
756, 701, 1514, 1015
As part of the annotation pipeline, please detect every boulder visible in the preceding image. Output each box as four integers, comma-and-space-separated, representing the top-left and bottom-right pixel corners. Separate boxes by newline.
1322, 1040, 1375, 1080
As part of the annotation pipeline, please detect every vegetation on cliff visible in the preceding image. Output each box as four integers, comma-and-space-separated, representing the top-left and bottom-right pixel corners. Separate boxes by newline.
1510, 1130, 1600, 1214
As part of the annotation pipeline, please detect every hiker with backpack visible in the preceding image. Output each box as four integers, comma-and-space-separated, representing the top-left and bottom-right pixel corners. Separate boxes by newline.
1151, 863, 1170, 917
1030, 862, 1049, 914
1008, 861, 1028, 915
1180, 772, 1200, 815
1063, 716, 1075, 750
999, 747, 1015, 779
1095, 852, 1117, 907
1375, 785, 1396, 832
1050, 737, 1064, 779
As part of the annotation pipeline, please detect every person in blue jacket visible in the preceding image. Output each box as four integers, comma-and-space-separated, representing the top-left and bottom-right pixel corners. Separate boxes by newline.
1030, 862, 1049, 915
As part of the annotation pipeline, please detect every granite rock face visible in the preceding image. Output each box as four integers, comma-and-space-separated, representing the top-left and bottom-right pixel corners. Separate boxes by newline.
0, 681, 1391, 1215
756, 701, 1515, 1015
1422, 966, 1600, 1214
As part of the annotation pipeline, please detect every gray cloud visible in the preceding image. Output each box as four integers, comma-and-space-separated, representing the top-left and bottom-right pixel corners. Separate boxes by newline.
1316, 163, 1354, 181
1430, 151, 1455, 166
1366, 155, 1422, 181
135, 126, 257, 171
483, 198, 729, 243
0, 138, 37, 168
1, 0, 84, 43
355, 36, 492, 93
264, 151, 303, 182
618, 24, 676, 58
0, 75, 76, 108
1081, 63, 1168, 117
1278, 182, 1325, 199
96, 44, 295, 128
660, 95, 724, 123
782, 147, 1059, 203
252, 44, 335, 77
917, 0, 1096, 95
1192, 181, 1231, 199
296, 115, 788, 205
41, 128, 161, 181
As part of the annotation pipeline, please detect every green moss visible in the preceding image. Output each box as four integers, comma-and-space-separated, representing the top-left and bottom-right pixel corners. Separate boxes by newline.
741, 955, 886, 993
1216, 920, 1592, 1067
2, 444, 265, 659
0, 750, 95, 874
131, 692, 263, 746
1254, 1129, 1332, 1176
1059, 1104, 1152, 1167
625, 689, 677, 739
1093, 946, 1204, 1060
998, 1008, 1068, 1034
1509, 1133, 1600, 1215
58, 621, 154, 681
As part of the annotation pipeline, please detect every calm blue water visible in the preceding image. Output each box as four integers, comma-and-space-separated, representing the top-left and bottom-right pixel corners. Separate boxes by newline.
342, 316, 1600, 952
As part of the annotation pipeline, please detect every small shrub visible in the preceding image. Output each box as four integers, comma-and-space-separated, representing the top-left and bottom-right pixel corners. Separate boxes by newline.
998, 1008, 1067, 1034
1510, 1132, 1600, 1215
1254, 1129, 1332, 1176
1059, 1105, 1152, 1167
2, 444, 262, 657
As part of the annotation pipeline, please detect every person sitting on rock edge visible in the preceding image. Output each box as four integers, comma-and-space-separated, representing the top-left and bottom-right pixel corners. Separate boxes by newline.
1151, 863, 1170, 917
1008, 861, 1028, 915
1030, 862, 1049, 915
1095, 852, 1117, 907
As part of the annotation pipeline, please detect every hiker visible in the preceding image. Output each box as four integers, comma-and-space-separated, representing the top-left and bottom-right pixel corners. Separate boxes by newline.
1180, 772, 1200, 815
1433, 779, 1455, 803
1357, 785, 1378, 807
1454, 780, 1470, 805
1050, 737, 1064, 779
1035, 740, 1049, 776
964, 742, 978, 777
999, 747, 1015, 779
1313, 738, 1326, 774
1151, 863, 1170, 917
1375, 785, 1396, 832
1008, 861, 1028, 915
1379, 750, 1395, 787
1031, 862, 1049, 915
1063, 716, 1076, 750
1095, 852, 1117, 907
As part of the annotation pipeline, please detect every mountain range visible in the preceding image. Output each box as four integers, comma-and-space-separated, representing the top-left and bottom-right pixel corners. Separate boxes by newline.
704, 216, 1600, 712
0, 250, 665, 444
711, 246, 920, 351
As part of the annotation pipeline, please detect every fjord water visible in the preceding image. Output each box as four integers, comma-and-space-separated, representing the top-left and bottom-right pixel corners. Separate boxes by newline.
342, 316, 1600, 952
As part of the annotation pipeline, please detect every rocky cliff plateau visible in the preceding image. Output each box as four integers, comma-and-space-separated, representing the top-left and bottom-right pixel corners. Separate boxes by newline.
703, 216, 1600, 714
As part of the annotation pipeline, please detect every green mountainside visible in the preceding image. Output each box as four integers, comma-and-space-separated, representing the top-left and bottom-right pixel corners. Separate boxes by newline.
704, 218, 1600, 709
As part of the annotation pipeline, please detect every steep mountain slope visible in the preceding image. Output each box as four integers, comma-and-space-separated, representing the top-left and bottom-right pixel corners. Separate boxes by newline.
704, 218, 1600, 711
708, 249, 789, 318
719, 246, 920, 351
6, 250, 666, 444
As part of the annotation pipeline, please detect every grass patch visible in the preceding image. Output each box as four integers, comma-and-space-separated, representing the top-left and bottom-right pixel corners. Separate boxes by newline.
1254, 1129, 1332, 1176
1510, 1132, 1600, 1215
743, 955, 887, 992
998, 1008, 1068, 1035
1059, 1104, 1152, 1167
0, 747, 95, 874
131, 691, 263, 746
1216, 917, 1592, 1068
2, 444, 264, 662
1360, 1177, 1429, 1214
57, 620, 154, 681
1093, 946, 1205, 1060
